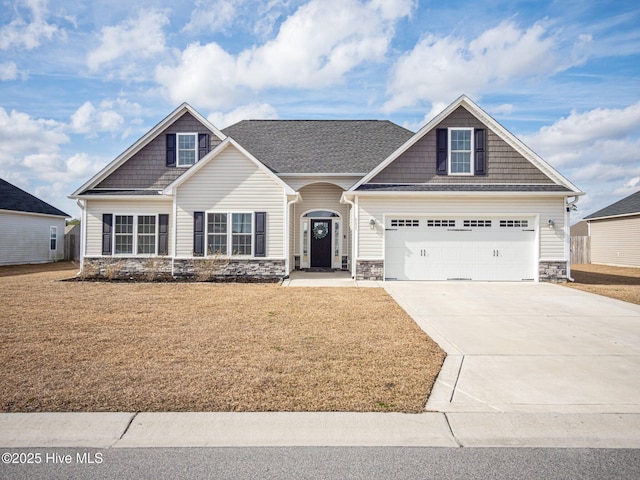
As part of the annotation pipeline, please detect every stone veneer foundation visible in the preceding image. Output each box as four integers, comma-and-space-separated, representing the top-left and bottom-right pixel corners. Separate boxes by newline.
355, 260, 384, 281
355, 259, 568, 282
538, 260, 568, 283
82, 257, 286, 281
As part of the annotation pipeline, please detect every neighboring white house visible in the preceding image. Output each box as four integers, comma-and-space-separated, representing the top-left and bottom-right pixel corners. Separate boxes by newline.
584, 190, 640, 267
0, 178, 69, 266
70, 95, 584, 282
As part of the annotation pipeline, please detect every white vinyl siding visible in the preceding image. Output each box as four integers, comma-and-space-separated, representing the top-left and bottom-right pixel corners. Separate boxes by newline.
175, 144, 285, 258
0, 211, 66, 265
590, 216, 640, 267
84, 200, 172, 257
356, 196, 566, 260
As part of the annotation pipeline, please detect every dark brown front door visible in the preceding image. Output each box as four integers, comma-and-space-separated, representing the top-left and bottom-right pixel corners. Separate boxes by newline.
310, 219, 332, 268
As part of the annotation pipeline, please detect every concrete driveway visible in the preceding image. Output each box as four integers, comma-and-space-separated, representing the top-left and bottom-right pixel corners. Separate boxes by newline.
383, 282, 640, 414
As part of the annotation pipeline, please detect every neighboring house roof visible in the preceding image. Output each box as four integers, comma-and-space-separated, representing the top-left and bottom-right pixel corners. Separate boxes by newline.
584, 190, 640, 220
349, 95, 584, 195
0, 178, 69, 217
222, 120, 413, 174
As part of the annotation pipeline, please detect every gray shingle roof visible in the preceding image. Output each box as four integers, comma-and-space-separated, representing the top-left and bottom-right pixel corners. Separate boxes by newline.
222, 120, 414, 174
0, 178, 69, 217
356, 184, 573, 192
584, 190, 640, 219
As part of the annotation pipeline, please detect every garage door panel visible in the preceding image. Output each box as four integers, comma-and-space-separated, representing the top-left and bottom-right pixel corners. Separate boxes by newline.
385, 217, 536, 281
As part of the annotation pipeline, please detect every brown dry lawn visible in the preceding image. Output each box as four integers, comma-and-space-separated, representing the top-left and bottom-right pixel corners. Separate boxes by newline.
565, 264, 640, 305
0, 263, 445, 413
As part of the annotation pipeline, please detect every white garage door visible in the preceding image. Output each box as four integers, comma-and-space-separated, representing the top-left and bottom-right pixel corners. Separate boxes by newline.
385, 217, 536, 281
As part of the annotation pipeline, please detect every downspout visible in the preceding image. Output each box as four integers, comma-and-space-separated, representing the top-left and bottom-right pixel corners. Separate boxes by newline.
341, 194, 357, 278
76, 199, 86, 275
171, 191, 178, 278
285, 193, 301, 275
565, 196, 579, 282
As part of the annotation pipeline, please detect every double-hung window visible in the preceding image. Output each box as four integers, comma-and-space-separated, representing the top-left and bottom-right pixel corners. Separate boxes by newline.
177, 133, 197, 167
206, 212, 252, 256
114, 215, 134, 254
137, 216, 156, 254
207, 213, 228, 255
448, 128, 473, 175
232, 213, 252, 255
114, 215, 157, 255
49, 226, 57, 251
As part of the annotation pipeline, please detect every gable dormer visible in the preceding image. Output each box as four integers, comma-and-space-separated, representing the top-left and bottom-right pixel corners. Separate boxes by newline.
71, 104, 225, 196
368, 105, 553, 185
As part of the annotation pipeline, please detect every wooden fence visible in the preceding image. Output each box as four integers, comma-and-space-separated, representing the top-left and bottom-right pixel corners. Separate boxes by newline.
570, 236, 590, 265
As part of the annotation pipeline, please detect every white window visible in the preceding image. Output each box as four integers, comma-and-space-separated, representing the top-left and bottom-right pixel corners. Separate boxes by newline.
177, 133, 197, 167
232, 213, 252, 255
207, 213, 228, 255
449, 128, 473, 175
114, 215, 157, 255
49, 226, 57, 251
206, 212, 252, 256
137, 216, 156, 254
115, 215, 134, 254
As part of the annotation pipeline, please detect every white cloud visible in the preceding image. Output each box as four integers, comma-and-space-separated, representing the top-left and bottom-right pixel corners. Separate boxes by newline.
521, 101, 640, 218
0, 107, 67, 165
0, 0, 62, 50
183, 0, 240, 34
0, 61, 19, 80
384, 20, 592, 112
157, 0, 414, 109
0, 106, 110, 218
87, 9, 169, 77
69, 99, 142, 136
207, 103, 279, 129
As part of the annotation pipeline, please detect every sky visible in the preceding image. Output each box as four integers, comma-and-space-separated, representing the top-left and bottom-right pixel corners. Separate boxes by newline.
0, 0, 639, 222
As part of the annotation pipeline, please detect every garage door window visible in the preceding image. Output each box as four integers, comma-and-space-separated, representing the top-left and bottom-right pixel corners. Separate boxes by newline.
391, 219, 420, 227
463, 219, 492, 227
427, 220, 456, 227
500, 220, 529, 227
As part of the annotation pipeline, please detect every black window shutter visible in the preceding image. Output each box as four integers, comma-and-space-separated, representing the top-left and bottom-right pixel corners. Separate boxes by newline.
102, 214, 113, 255
193, 211, 204, 256
158, 214, 169, 255
474, 128, 487, 175
254, 212, 266, 258
436, 128, 448, 175
166, 133, 176, 167
198, 133, 210, 160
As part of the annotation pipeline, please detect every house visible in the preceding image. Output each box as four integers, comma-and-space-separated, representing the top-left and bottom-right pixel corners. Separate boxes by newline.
583, 190, 640, 267
69, 95, 583, 282
0, 178, 69, 265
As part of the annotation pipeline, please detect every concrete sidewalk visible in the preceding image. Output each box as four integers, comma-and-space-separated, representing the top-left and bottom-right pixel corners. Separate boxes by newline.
2, 411, 640, 448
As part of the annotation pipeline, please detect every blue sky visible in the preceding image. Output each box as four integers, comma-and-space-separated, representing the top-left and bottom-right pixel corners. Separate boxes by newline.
1, 0, 639, 221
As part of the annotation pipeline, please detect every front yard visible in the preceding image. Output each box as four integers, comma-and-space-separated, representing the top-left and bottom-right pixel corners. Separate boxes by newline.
0, 263, 445, 413
566, 264, 640, 305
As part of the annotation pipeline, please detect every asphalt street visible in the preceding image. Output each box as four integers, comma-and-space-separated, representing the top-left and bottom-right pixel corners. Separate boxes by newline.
1, 447, 639, 480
